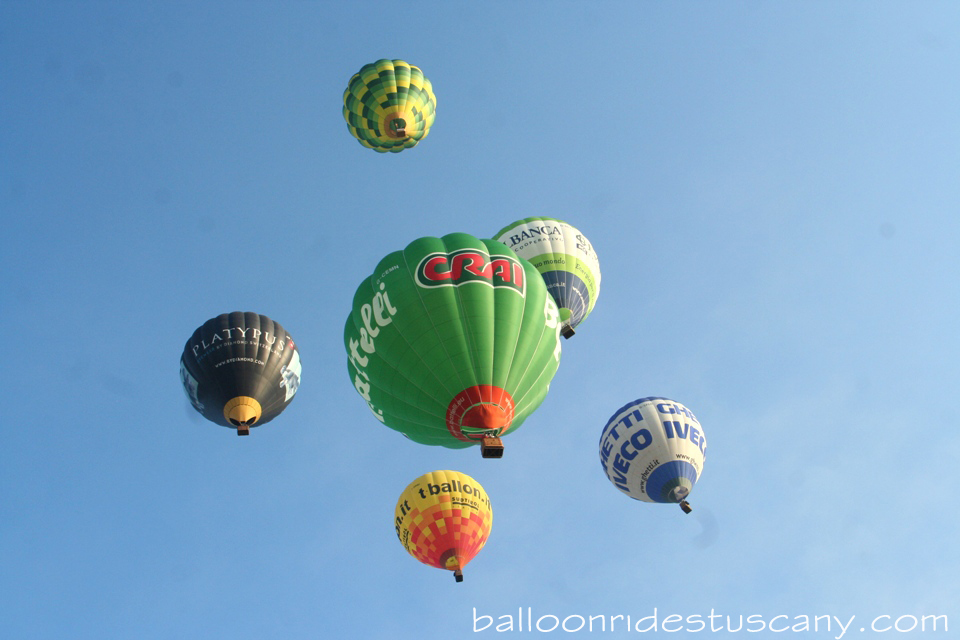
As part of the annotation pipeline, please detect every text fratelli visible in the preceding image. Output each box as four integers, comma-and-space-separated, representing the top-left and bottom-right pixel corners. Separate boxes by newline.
347, 281, 398, 422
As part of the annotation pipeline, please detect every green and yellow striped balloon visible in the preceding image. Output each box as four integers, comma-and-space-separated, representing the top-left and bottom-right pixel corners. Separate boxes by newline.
345, 233, 562, 456
342, 59, 437, 153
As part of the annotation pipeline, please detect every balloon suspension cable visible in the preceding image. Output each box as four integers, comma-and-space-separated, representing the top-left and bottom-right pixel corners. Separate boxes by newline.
561, 324, 575, 339
454, 569, 464, 583
679, 500, 692, 514
480, 436, 504, 459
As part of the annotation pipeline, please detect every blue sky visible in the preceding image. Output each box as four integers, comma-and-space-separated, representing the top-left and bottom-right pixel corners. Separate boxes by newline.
2, 2, 959, 638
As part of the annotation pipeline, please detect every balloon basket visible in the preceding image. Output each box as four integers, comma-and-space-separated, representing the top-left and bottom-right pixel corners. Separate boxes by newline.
679, 500, 692, 514
480, 437, 504, 458
454, 569, 464, 582
236, 426, 250, 436
561, 325, 575, 339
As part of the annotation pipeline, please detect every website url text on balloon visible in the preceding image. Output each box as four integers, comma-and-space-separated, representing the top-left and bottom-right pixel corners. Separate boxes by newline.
215, 357, 265, 367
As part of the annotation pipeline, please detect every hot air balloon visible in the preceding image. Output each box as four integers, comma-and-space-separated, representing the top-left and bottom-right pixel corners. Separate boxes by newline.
599, 397, 705, 513
180, 312, 302, 435
494, 217, 600, 339
342, 58, 436, 153
395, 470, 493, 582
345, 233, 562, 458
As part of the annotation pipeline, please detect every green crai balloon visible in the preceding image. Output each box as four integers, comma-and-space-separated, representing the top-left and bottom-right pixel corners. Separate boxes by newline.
345, 233, 562, 457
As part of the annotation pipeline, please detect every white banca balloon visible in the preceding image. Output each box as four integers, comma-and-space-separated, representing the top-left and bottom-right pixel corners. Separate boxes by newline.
494, 217, 600, 339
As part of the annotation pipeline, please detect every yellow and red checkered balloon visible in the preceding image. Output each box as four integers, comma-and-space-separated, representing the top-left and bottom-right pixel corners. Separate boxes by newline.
394, 470, 493, 581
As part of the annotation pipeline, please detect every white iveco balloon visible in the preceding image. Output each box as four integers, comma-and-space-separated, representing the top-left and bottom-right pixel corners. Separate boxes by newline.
599, 397, 706, 513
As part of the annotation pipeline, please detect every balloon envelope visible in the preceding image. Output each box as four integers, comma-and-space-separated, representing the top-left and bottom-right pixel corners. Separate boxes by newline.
180, 312, 302, 434
494, 217, 600, 337
599, 397, 706, 506
342, 58, 436, 153
344, 233, 562, 454
395, 470, 492, 581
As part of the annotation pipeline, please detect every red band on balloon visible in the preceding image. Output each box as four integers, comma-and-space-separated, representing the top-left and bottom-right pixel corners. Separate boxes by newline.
446, 385, 515, 443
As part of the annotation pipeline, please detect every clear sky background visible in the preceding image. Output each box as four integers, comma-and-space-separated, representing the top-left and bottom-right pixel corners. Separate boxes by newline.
2, 2, 959, 638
